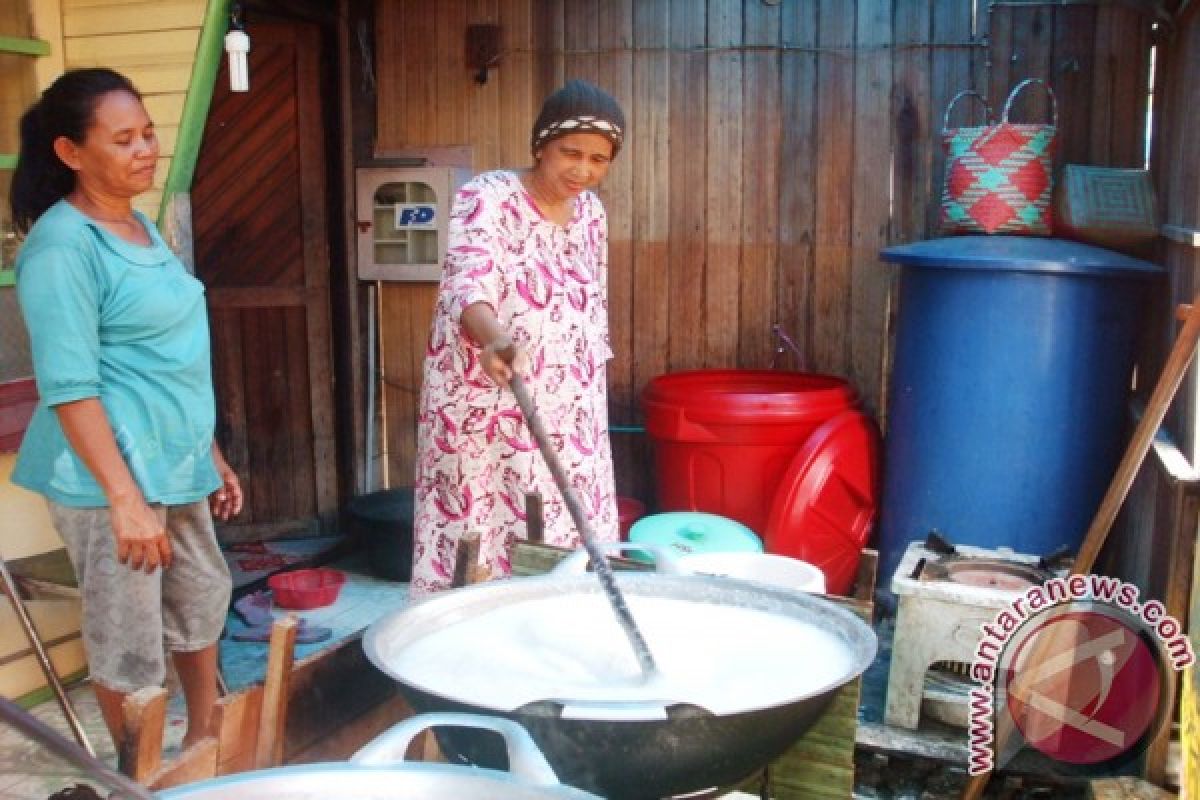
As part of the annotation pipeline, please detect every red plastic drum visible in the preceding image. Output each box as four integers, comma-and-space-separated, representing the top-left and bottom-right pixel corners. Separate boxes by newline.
642, 370, 857, 535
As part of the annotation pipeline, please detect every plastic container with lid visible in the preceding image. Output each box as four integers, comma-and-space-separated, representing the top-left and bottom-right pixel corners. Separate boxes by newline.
641, 370, 858, 535
628, 511, 763, 559
876, 236, 1163, 585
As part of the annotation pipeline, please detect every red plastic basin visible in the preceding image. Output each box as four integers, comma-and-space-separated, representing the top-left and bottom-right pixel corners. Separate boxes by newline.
268, 568, 346, 610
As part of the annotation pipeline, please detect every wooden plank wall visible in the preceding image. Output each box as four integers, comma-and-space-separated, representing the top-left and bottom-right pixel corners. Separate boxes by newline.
373, 0, 1157, 503
1152, 7, 1200, 793
1102, 4, 1196, 599
47, 0, 210, 218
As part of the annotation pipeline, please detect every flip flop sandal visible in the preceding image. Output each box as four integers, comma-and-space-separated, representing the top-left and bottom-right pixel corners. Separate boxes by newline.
231, 621, 333, 644
232, 590, 275, 627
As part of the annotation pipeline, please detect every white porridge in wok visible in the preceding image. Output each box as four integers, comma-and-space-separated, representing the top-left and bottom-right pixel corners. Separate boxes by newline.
372, 594, 856, 716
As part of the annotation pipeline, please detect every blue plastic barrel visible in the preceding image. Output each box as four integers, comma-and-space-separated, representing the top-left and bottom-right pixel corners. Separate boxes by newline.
877, 236, 1162, 586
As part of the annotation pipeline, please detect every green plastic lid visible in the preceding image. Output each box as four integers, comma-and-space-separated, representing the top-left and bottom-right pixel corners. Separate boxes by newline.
628, 512, 763, 558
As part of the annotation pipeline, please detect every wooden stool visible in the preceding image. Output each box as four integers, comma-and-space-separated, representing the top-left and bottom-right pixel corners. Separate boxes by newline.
120, 616, 298, 789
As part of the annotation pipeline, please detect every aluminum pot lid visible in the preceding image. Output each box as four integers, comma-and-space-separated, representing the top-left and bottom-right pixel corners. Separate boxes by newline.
764, 410, 881, 595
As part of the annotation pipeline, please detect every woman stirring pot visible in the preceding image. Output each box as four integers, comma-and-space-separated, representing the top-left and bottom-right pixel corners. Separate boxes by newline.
412, 80, 626, 597
9, 68, 241, 754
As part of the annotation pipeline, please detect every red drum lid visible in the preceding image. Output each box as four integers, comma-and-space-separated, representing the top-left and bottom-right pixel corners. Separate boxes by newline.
763, 411, 881, 595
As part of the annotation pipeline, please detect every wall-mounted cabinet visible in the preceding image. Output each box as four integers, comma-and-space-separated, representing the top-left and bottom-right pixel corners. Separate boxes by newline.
355, 166, 470, 282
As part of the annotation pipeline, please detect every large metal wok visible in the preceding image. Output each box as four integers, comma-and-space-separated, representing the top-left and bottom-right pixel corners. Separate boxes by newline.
363, 570, 876, 799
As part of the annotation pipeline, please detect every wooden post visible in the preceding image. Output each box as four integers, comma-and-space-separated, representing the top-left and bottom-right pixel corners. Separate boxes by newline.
852, 548, 879, 608
120, 686, 168, 781
116, 621, 297, 786
1146, 489, 1199, 784
452, 532, 485, 587
255, 615, 299, 769
525, 492, 545, 544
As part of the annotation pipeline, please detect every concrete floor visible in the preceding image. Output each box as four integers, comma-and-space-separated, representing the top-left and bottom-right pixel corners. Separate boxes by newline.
0, 681, 186, 799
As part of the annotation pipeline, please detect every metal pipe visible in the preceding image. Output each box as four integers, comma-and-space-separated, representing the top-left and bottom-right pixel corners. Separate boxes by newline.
365, 281, 378, 491
376, 279, 390, 489
0, 696, 154, 800
0, 554, 95, 757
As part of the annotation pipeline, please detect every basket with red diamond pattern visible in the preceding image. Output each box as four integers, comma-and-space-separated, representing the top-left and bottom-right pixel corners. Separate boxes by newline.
940, 79, 1058, 236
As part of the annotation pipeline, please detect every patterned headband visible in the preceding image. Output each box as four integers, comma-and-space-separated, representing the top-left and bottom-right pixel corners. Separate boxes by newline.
533, 115, 624, 152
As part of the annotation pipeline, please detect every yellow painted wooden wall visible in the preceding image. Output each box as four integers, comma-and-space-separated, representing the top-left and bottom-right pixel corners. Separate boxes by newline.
32, 0, 210, 218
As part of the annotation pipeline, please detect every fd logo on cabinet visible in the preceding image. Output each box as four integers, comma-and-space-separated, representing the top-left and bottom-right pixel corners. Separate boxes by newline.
356, 167, 470, 282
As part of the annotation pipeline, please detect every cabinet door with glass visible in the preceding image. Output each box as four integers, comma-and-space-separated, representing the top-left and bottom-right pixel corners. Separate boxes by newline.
355, 167, 470, 282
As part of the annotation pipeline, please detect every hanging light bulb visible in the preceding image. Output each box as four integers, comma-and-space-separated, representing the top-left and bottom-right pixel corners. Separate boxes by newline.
225, 3, 249, 92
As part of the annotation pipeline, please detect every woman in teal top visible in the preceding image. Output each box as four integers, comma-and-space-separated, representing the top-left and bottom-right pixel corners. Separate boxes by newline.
10, 68, 241, 755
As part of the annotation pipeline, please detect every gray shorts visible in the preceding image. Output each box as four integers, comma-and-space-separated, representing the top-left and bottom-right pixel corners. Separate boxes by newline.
49, 500, 232, 693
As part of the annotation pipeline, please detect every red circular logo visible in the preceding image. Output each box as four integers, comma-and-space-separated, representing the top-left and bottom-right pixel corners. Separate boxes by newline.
1002, 608, 1163, 765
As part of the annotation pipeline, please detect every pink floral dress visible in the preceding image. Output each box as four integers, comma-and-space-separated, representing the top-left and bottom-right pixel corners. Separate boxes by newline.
411, 170, 618, 597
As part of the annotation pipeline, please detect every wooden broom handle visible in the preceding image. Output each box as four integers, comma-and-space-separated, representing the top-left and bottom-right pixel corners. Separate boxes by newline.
960, 295, 1200, 800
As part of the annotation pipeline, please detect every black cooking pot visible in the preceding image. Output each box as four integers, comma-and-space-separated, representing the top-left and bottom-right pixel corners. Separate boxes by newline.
364, 571, 876, 799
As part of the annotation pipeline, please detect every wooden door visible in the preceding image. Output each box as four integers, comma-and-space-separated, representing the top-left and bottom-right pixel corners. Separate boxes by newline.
193, 20, 337, 540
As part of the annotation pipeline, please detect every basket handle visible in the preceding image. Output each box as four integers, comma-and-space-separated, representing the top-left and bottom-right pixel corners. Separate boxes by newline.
1001, 78, 1058, 128
942, 89, 993, 132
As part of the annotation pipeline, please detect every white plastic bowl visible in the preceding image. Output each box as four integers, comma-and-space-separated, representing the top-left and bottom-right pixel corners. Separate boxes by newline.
676, 552, 826, 594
